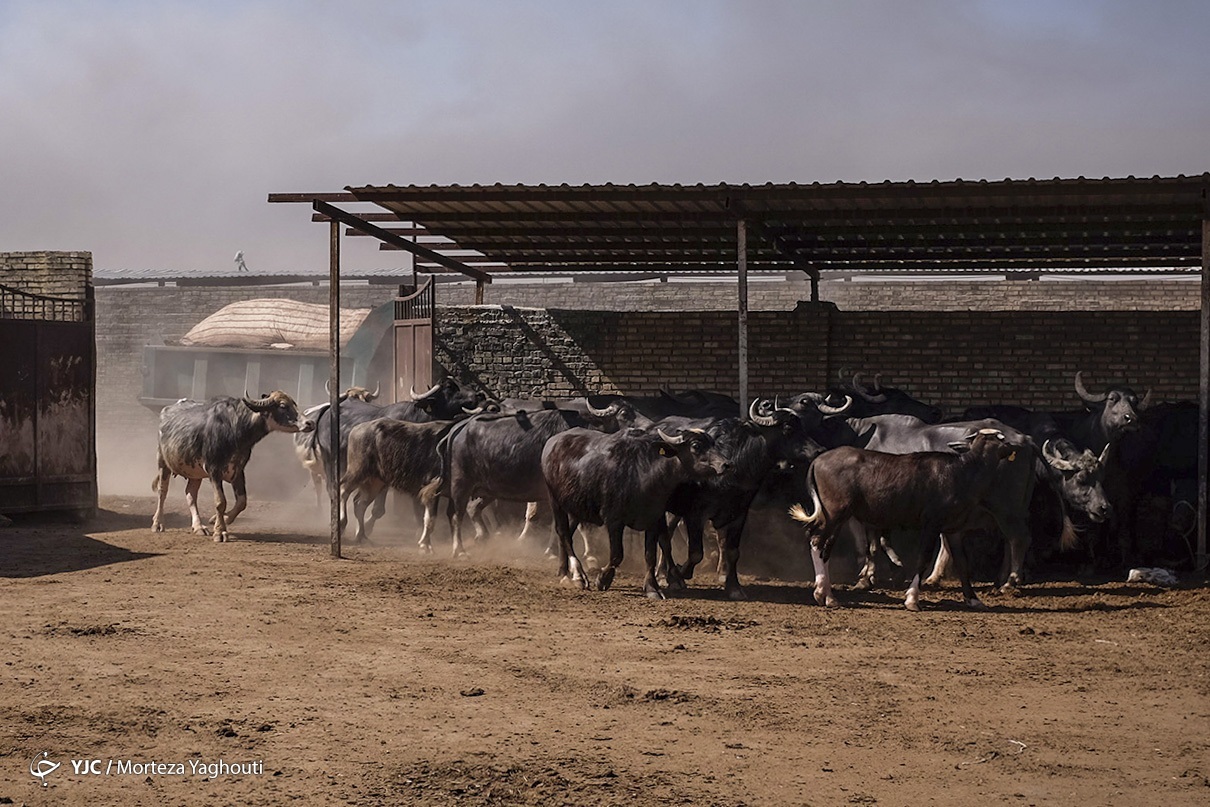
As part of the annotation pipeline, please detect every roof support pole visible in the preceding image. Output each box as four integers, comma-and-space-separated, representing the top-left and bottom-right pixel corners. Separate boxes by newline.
737, 218, 749, 417
475, 279, 485, 305
328, 215, 342, 560
1199, 203, 1209, 575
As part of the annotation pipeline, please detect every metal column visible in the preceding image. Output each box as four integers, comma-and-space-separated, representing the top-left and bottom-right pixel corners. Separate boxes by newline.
329, 217, 342, 559
1199, 206, 1209, 574
737, 219, 748, 416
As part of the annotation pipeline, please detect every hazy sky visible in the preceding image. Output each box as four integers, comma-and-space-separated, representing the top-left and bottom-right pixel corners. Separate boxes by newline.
2, 0, 1207, 273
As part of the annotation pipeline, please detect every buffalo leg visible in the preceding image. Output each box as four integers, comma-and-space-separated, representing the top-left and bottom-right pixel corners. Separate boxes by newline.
225, 469, 249, 525
997, 516, 1031, 592
944, 532, 986, 610
596, 523, 626, 592
417, 483, 442, 554
676, 512, 706, 582
924, 536, 953, 587
183, 477, 210, 536
448, 477, 473, 558
718, 514, 752, 601
810, 540, 837, 607
151, 464, 172, 532
642, 527, 665, 599
209, 475, 230, 542
656, 520, 686, 592
550, 504, 588, 589
850, 522, 875, 589
466, 497, 492, 543
904, 528, 941, 611
351, 481, 386, 544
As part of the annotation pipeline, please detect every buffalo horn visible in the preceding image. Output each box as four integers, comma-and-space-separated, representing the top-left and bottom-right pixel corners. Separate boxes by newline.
748, 399, 779, 427
1074, 372, 1106, 404
461, 404, 485, 415
1139, 388, 1152, 410
587, 401, 622, 418
368, 381, 381, 401
410, 381, 442, 402
242, 390, 274, 412
1098, 442, 1112, 464
852, 373, 887, 403
804, 391, 852, 416
657, 428, 687, 446
1042, 439, 1076, 471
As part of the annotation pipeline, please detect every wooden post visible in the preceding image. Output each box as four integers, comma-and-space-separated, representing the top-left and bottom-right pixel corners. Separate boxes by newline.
475, 279, 485, 305
737, 219, 748, 417
1199, 206, 1209, 574
329, 218, 342, 559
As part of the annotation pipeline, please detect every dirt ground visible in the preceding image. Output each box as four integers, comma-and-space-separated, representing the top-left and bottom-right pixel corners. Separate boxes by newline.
2, 495, 1208, 806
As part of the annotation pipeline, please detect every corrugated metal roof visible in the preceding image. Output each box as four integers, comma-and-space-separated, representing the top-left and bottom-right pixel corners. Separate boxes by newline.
314, 174, 1210, 275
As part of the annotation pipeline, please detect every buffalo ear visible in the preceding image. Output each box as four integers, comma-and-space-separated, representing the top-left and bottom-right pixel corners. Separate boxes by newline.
947, 440, 972, 453
656, 445, 673, 457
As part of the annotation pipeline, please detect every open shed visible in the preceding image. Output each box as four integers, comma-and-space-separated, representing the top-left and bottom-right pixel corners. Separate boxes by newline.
270, 174, 1209, 566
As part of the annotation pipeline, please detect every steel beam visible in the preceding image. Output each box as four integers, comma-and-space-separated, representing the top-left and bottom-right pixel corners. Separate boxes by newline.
313, 200, 492, 284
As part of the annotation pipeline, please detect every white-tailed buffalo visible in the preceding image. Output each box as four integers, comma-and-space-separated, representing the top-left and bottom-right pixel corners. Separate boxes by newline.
791, 428, 1018, 611
152, 391, 314, 541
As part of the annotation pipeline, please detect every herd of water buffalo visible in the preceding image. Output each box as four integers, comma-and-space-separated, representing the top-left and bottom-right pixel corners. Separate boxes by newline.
151, 371, 1198, 609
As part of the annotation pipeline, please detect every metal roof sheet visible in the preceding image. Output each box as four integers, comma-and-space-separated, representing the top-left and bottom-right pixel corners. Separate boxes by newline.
318, 174, 1209, 275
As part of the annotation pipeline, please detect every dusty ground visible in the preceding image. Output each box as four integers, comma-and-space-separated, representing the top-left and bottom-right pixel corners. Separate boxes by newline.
2, 495, 1208, 806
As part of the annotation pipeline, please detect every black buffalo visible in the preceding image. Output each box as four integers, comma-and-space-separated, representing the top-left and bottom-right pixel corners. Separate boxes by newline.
152, 391, 313, 541
791, 429, 1018, 610
542, 425, 730, 596
338, 417, 459, 549
437, 407, 628, 557
830, 373, 943, 423
663, 400, 826, 600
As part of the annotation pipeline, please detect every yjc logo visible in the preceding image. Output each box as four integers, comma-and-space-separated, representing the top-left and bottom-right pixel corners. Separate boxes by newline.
30, 752, 60, 786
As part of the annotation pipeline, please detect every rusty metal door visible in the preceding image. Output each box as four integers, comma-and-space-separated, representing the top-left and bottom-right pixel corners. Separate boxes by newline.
393, 278, 434, 403
0, 284, 96, 514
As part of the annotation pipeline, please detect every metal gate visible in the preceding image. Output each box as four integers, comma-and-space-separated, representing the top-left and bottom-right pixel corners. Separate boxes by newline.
393, 277, 434, 403
0, 284, 96, 515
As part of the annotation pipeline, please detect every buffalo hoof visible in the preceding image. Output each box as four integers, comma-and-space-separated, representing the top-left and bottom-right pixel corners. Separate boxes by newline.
677, 563, 696, 581
812, 587, 830, 606
417, 544, 432, 555
214, 533, 229, 543
727, 587, 748, 602
152, 522, 164, 533
560, 574, 589, 590
192, 525, 211, 537
644, 588, 666, 600
966, 597, 989, 611
664, 568, 687, 591
998, 582, 1021, 596
852, 576, 874, 591
904, 597, 921, 612
596, 568, 616, 592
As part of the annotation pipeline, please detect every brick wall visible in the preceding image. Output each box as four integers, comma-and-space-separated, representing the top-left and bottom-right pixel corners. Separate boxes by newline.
437, 304, 1198, 414
436, 276, 1201, 312
0, 251, 92, 298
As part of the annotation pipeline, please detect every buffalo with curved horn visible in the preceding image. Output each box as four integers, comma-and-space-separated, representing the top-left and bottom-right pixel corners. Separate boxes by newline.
154, 391, 314, 541
828, 373, 943, 423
